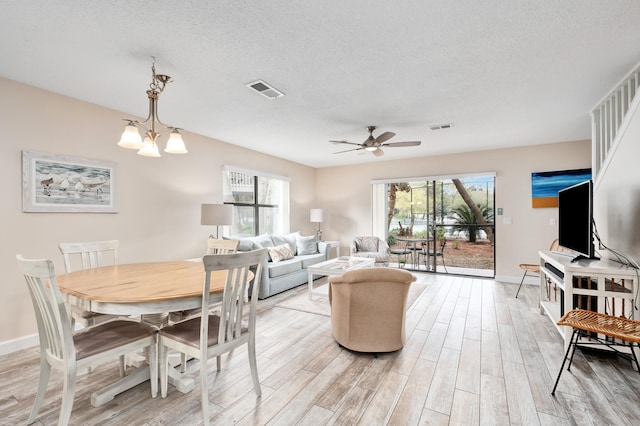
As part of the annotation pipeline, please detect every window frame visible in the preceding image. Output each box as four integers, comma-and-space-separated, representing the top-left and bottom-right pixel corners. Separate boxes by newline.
223, 166, 290, 237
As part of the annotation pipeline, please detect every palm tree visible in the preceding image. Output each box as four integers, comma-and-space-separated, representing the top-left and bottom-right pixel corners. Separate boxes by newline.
451, 178, 494, 244
451, 203, 494, 242
387, 182, 411, 231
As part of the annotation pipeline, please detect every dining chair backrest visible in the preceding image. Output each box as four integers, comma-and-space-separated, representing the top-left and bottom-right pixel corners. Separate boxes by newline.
59, 240, 119, 273
200, 248, 267, 353
206, 238, 239, 255
17, 255, 73, 364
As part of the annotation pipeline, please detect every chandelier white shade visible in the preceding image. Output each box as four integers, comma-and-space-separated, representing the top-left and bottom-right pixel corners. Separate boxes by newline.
117, 61, 187, 157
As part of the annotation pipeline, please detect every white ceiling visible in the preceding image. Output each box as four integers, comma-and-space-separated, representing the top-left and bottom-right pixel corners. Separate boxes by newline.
1, 1, 639, 168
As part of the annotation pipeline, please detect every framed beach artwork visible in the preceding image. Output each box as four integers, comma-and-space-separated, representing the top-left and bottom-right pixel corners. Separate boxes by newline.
22, 151, 118, 213
531, 168, 591, 208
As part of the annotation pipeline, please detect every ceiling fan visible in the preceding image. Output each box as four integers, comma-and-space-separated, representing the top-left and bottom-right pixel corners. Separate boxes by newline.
330, 126, 421, 157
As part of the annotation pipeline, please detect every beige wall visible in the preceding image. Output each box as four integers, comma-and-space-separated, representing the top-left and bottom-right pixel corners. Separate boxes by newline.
314, 140, 591, 281
0, 78, 316, 346
1, 76, 595, 350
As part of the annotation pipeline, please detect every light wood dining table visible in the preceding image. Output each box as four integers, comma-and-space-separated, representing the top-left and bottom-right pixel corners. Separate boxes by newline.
56, 260, 245, 406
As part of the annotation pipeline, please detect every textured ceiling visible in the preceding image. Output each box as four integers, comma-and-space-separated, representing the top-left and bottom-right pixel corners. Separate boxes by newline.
1, 1, 639, 168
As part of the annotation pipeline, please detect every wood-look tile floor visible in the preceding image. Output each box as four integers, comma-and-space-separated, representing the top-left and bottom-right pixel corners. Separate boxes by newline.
2, 273, 640, 425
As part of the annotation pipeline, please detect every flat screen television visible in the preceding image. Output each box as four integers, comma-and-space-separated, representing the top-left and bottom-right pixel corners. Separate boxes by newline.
558, 179, 595, 260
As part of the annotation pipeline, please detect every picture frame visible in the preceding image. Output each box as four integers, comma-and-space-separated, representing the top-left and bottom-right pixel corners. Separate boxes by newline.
22, 150, 118, 213
531, 168, 591, 208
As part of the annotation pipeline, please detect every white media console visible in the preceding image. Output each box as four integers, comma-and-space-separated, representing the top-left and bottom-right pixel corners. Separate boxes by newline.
539, 250, 639, 355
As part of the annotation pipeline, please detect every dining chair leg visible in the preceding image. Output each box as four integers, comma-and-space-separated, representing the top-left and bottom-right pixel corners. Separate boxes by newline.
28, 358, 50, 425
248, 336, 261, 396
60, 369, 77, 426
200, 358, 210, 426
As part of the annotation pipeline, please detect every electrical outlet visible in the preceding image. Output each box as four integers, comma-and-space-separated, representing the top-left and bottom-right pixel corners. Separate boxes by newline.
550, 218, 556, 225
503, 217, 512, 225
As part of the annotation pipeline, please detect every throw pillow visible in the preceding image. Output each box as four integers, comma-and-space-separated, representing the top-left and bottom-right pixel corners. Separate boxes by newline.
232, 237, 256, 252
359, 236, 379, 252
267, 244, 294, 263
296, 235, 318, 255
282, 231, 301, 255
252, 233, 274, 248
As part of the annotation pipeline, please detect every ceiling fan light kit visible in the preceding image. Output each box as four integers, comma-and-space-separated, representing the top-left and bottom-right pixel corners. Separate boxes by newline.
117, 59, 188, 157
330, 125, 421, 156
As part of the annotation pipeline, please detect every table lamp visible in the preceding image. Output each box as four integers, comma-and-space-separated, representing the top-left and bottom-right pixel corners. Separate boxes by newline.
201, 204, 233, 239
310, 208, 326, 241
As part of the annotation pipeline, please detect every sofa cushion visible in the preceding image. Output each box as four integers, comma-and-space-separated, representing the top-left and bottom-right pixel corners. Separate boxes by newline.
296, 235, 318, 255
267, 257, 302, 278
234, 237, 257, 252
353, 252, 382, 260
298, 252, 326, 269
270, 234, 287, 249
267, 244, 294, 263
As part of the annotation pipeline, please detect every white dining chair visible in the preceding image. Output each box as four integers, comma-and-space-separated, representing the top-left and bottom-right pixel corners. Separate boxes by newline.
206, 237, 240, 255
16, 255, 158, 426
58, 240, 120, 327
58, 239, 126, 375
159, 248, 268, 426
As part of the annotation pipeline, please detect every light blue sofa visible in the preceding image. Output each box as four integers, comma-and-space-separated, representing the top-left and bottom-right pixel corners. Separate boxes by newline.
232, 232, 330, 299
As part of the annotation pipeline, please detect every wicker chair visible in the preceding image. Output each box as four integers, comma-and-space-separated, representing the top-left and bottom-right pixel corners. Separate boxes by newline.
552, 309, 640, 395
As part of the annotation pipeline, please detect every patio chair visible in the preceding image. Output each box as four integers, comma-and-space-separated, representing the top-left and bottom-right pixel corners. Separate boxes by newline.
418, 238, 447, 273
389, 240, 411, 268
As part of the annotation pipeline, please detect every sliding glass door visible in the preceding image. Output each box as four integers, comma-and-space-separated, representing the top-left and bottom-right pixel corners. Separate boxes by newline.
381, 174, 495, 277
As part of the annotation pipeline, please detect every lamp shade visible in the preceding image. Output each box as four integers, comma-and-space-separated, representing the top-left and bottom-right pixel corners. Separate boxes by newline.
310, 208, 326, 223
201, 204, 233, 226
117, 122, 143, 149
137, 137, 161, 157
164, 130, 188, 154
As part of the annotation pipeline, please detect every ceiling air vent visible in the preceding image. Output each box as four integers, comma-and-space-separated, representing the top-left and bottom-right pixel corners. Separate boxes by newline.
429, 123, 453, 131
246, 80, 285, 100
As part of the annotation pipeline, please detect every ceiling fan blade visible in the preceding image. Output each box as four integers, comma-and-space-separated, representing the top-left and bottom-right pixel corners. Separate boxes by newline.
333, 147, 364, 154
381, 141, 422, 147
329, 140, 360, 146
374, 131, 396, 144
372, 148, 384, 157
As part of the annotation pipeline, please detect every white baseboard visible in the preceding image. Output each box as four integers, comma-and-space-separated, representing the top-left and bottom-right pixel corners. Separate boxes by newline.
0, 333, 38, 356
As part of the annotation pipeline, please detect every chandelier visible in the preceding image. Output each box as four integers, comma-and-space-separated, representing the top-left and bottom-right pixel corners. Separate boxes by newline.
117, 61, 187, 157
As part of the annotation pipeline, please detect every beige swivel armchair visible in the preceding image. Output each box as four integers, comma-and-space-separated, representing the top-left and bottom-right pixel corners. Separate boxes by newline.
350, 236, 390, 266
328, 267, 416, 353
